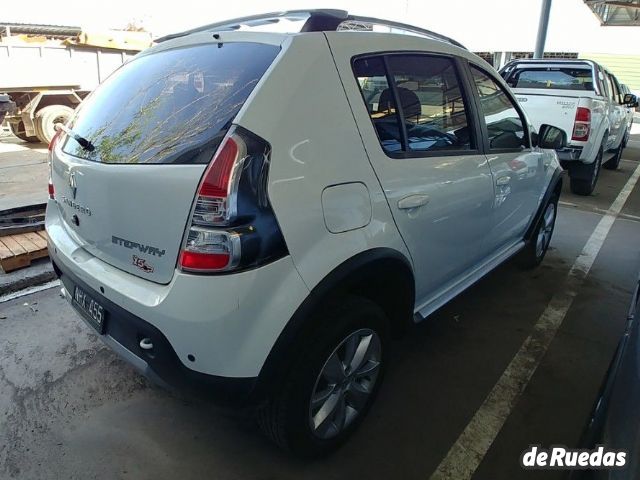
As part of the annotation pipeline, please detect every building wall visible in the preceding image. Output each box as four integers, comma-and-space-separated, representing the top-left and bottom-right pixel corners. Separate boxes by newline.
579, 53, 640, 93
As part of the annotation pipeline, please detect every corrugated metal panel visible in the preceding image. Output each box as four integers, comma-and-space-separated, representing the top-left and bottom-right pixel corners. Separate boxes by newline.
1, 23, 81, 37
0, 44, 133, 91
584, 0, 640, 26
579, 53, 640, 92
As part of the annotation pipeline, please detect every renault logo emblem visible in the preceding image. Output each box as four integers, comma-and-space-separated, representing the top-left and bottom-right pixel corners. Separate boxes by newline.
68, 171, 77, 199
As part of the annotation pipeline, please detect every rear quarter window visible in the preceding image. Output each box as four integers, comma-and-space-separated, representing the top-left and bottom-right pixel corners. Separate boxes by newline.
62, 42, 279, 164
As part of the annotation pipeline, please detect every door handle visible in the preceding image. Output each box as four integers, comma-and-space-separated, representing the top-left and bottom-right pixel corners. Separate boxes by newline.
398, 194, 430, 210
496, 175, 511, 186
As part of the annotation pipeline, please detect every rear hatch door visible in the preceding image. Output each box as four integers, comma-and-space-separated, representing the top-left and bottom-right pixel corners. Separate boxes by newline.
51, 37, 280, 283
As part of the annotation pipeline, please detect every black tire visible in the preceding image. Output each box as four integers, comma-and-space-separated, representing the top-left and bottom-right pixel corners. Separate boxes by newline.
257, 296, 389, 458
34, 105, 74, 144
8, 121, 39, 143
518, 193, 558, 269
570, 146, 602, 196
33, 113, 46, 144
622, 128, 630, 149
603, 141, 623, 170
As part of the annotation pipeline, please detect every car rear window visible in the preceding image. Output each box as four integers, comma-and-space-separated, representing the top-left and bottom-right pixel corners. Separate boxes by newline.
62, 42, 279, 164
505, 67, 594, 91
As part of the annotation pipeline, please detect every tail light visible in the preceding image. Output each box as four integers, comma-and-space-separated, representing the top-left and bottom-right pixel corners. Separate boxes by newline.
179, 126, 287, 273
571, 107, 591, 141
47, 126, 63, 200
48, 127, 63, 151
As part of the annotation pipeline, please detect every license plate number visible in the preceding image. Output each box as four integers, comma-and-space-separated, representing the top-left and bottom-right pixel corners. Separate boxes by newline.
73, 286, 106, 333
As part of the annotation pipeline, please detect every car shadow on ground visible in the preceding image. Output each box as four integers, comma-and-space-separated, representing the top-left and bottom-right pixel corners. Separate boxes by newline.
0, 134, 46, 150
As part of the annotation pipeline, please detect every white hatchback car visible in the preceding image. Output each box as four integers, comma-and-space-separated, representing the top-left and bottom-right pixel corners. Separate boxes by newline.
46, 10, 565, 456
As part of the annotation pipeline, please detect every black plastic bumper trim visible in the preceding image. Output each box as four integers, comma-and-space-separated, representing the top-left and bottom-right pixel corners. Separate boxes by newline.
51, 258, 258, 406
557, 146, 583, 161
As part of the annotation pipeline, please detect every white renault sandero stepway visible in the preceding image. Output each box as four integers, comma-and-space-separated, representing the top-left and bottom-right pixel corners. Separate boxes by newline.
46, 10, 566, 457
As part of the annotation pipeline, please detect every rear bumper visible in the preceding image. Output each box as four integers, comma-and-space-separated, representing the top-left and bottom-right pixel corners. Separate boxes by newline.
557, 146, 583, 162
46, 199, 310, 400
53, 258, 257, 405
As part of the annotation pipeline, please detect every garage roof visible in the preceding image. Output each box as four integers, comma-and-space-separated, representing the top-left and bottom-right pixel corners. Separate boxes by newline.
584, 0, 640, 25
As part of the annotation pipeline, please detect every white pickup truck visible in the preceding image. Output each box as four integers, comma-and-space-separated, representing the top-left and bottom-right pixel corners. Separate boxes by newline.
500, 59, 638, 195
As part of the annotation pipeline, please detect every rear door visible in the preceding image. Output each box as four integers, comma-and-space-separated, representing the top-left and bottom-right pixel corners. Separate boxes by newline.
467, 63, 546, 251
50, 39, 280, 283
604, 71, 626, 149
338, 49, 494, 304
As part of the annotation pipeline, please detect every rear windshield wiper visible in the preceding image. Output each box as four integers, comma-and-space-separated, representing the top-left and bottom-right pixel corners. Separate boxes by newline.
55, 123, 95, 152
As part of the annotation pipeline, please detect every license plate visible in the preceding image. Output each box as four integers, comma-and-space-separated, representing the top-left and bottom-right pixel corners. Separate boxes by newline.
73, 285, 106, 333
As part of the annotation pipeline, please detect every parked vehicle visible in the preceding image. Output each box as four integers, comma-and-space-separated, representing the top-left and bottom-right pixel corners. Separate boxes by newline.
0, 24, 149, 144
46, 10, 565, 457
619, 83, 637, 149
500, 59, 637, 195
571, 275, 640, 479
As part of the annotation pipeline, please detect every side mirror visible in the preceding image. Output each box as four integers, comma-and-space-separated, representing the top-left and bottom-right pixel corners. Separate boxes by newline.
538, 124, 567, 150
623, 93, 637, 107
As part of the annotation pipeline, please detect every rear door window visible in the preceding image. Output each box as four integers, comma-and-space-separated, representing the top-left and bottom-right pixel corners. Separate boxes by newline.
62, 42, 279, 164
352, 54, 474, 155
353, 56, 404, 153
606, 73, 621, 103
386, 55, 474, 152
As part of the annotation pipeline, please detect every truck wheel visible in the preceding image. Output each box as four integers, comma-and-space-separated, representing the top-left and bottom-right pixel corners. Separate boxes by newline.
9, 121, 39, 143
622, 128, 630, 149
570, 146, 602, 196
257, 296, 389, 458
34, 105, 74, 144
603, 142, 623, 170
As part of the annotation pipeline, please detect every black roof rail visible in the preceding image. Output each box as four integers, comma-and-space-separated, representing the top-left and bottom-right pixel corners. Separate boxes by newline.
341, 15, 466, 49
156, 9, 466, 49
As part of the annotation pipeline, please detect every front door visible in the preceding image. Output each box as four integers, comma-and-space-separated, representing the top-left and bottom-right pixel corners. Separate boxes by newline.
467, 64, 546, 251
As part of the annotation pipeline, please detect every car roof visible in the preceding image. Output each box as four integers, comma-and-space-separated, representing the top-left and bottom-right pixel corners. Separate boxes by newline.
147, 29, 474, 66
156, 10, 466, 50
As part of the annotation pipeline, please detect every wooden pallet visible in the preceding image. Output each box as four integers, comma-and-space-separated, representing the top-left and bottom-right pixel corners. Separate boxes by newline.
0, 230, 49, 273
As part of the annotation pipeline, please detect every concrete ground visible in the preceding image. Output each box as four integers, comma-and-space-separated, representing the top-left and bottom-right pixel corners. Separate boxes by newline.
0, 133, 639, 479
0, 133, 47, 211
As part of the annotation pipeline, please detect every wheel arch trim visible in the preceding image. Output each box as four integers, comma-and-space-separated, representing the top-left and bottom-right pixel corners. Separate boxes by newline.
524, 166, 563, 242
252, 247, 414, 399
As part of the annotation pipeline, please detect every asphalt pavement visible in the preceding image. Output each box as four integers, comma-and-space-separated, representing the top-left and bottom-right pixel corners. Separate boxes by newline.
0, 134, 47, 211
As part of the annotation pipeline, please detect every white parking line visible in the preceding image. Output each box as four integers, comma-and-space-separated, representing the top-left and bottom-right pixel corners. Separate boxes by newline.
430, 162, 640, 480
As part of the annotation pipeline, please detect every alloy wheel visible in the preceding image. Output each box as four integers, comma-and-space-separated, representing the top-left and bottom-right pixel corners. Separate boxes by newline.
309, 328, 382, 440
591, 151, 601, 189
536, 202, 556, 258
